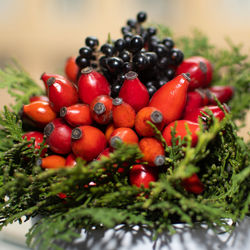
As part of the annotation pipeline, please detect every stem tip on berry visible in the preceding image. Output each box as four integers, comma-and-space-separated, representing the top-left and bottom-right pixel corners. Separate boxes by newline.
71, 128, 82, 140
154, 155, 165, 166
44, 123, 54, 137
94, 103, 106, 115
112, 97, 123, 106
150, 110, 163, 124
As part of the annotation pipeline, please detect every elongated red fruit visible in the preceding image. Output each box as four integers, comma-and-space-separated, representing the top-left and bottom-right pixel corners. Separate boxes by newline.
182, 89, 209, 117
71, 125, 107, 162
182, 173, 204, 194
23, 101, 57, 126
40, 73, 65, 94
37, 155, 66, 169
139, 137, 165, 167
109, 127, 139, 149
44, 118, 72, 155
183, 105, 229, 123
176, 56, 213, 90
149, 74, 190, 124
112, 98, 136, 128
162, 120, 200, 147
119, 71, 149, 112
65, 56, 79, 83
47, 76, 78, 112
78, 67, 110, 105
29, 95, 49, 103
207, 86, 234, 104
65, 153, 77, 167
22, 131, 47, 156
90, 95, 113, 124
60, 104, 92, 127
135, 106, 165, 137
129, 164, 158, 188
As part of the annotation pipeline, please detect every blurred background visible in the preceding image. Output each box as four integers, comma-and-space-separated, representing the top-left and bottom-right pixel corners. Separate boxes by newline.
0, 0, 249, 248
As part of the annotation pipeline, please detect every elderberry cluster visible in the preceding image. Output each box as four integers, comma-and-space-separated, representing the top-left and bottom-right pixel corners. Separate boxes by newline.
75, 11, 184, 97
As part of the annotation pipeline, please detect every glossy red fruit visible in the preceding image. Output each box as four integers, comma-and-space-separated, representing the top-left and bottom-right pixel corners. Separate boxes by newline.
29, 95, 49, 103
44, 118, 72, 155
207, 86, 234, 104
71, 125, 107, 162
182, 173, 204, 194
162, 120, 200, 147
176, 56, 213, 90
139, 138, 165, 167
105, 123, 115, 141
129, 164, 158, 188
118, 71, 149, 112
60, 104, 92, 127
182, 89, 209, 117
65, 153, 77, 167
96, 147, 111, 160
109, 127, 139, 149
40, 73, 65, 94
22, 131, 47, 157
23, 101, 57, 126
90, 95, 113, 125
149, 74, 190, 124
47, 76, 78, 112
112, 98, 136, 128
37, 155, 66, 169
135, 107, 165, 137
184, 105, 229, 123
78, 67, 110, 105
65, 56, 79, 83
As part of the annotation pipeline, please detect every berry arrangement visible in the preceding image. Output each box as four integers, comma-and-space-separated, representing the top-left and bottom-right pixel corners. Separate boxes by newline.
0, 11, 249, 250
20, 12, 235, 194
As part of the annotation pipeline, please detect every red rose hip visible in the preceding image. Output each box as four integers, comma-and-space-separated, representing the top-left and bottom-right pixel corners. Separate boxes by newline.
78, 67, 110, 105
47, 76, 78, 112
119, 71, 149, 112
129, 164, 158, 188
71, 125, 107, 162
44, 118, 72, 155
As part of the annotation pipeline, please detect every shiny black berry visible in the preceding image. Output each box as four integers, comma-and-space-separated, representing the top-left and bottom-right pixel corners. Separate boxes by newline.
166, 68, 175, 79
147, 85, 157, 96
114, 39, 126, 52
119, 50, 130, 62
157, 57, 169, 69
171, 48, 184, 65
162, 37, 174, 50
154, 44, 168, 58
123, 62, 133, 73
106, 57, 124, 73
147, 27, 157, 37
121, 26, 132, 35
145, 52, 158, 67
101, 43, 115, 56
76, 56, 90, 68
137, 12, 147, 23
133, 53, 148, 71
129, 35, 144, 53
127, 19, 137, 29
79, 46, 92, 59
111, 84, 122, 97
85, 36, 99, 49
99, 56, 107, 68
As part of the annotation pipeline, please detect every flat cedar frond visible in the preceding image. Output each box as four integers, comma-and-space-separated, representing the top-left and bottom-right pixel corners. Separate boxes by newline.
0, 25, 249, 250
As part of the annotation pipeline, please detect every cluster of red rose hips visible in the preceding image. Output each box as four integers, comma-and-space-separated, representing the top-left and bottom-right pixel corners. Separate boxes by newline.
21, 10, 235, 195
21, 52, 234, 195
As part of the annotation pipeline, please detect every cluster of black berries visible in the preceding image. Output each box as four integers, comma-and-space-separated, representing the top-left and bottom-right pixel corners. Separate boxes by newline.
75, 11, 184, 97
